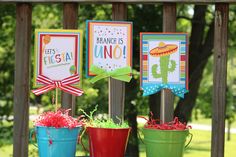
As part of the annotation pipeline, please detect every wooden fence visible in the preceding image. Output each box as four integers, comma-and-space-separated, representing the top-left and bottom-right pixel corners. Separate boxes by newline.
0, 0, 230, 157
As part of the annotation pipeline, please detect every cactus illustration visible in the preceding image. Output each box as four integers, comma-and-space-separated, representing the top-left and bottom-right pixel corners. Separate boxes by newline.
152, 55, 176, 83
149, 42, 178, 83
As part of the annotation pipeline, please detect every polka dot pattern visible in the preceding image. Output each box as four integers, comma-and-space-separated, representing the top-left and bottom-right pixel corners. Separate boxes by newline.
142, 84, 188, 98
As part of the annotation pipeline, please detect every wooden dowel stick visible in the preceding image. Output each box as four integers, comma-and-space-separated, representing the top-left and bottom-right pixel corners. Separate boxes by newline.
55, 88, 58, 111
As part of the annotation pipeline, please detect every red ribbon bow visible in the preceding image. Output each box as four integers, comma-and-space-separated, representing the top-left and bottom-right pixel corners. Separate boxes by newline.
32, 75, 83, 96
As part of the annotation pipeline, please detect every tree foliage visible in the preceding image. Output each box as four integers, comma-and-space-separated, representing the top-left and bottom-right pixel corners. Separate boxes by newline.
0, 4, 16, 121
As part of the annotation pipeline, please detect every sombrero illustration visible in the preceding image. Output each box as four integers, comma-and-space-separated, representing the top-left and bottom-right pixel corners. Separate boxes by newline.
149, 41, 178, 84
150, 42, 178, 57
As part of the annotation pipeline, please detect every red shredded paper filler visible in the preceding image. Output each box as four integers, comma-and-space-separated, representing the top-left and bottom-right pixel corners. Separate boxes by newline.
139, 112, 192, 130
34, 109, 84, 129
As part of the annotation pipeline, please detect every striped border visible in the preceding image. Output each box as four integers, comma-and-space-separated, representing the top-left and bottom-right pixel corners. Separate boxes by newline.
141, 40, 149, 82
180, 41, 186, 83
140, 32, 189, 90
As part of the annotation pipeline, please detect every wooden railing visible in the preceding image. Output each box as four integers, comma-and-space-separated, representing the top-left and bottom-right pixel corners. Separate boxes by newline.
0, 0, 229, 157
0, 0, 235, 3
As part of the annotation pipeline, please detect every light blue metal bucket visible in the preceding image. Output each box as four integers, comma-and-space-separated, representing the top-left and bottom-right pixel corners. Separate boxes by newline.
31, 126, 81, 157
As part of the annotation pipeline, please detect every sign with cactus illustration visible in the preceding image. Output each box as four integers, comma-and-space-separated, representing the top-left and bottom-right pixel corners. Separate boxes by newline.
33, 29, 83, 87
140, 33, 189, 98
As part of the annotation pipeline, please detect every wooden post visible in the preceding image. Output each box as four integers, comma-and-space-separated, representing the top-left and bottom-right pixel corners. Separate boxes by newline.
160, 3, 176, 123
62, 2, 78, 116
211, 3, 228, 157
109, 3, 127, 123
13, 3, 32, 157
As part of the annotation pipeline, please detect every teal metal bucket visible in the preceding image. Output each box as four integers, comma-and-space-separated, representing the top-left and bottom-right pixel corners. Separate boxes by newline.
31, 126, 81, 157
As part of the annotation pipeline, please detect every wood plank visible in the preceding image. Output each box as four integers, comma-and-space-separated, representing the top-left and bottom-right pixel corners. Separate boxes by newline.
109, 3, 127, 123
160, 89, 174, 122
13, 3, 32, 157
211, 3, 228, 157
61, 2, 78, 116
160, 3, 176, 123
1, 0, 236, 4
163, 3, 176, 32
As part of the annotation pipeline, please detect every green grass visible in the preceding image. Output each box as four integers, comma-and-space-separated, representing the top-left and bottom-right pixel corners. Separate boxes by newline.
191, 114, 236, 128
0, 143, 90, 157
0, 136, 90, 157
186, 129, 236, 157
184, 130, 211, 157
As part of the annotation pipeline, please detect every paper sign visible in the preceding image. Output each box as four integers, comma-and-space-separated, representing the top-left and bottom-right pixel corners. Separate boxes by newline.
86, 21, 132, 79
140, 33, 189, 98
34, 29, 83, 87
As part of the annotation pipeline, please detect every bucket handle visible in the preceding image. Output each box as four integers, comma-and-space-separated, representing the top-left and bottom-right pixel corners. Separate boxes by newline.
137, 129, 145, 144
79, 127, 89, 152
185, 132, 193, 149
29, 128, 38, 148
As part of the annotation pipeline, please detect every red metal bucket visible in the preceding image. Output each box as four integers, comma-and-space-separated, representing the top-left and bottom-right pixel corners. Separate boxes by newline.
87, 127, 131, 157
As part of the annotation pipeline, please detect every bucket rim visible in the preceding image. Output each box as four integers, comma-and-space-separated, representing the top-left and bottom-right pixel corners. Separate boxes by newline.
86, 126, 131, 130
35, 126, 82, 129
143, 127, 190, 132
